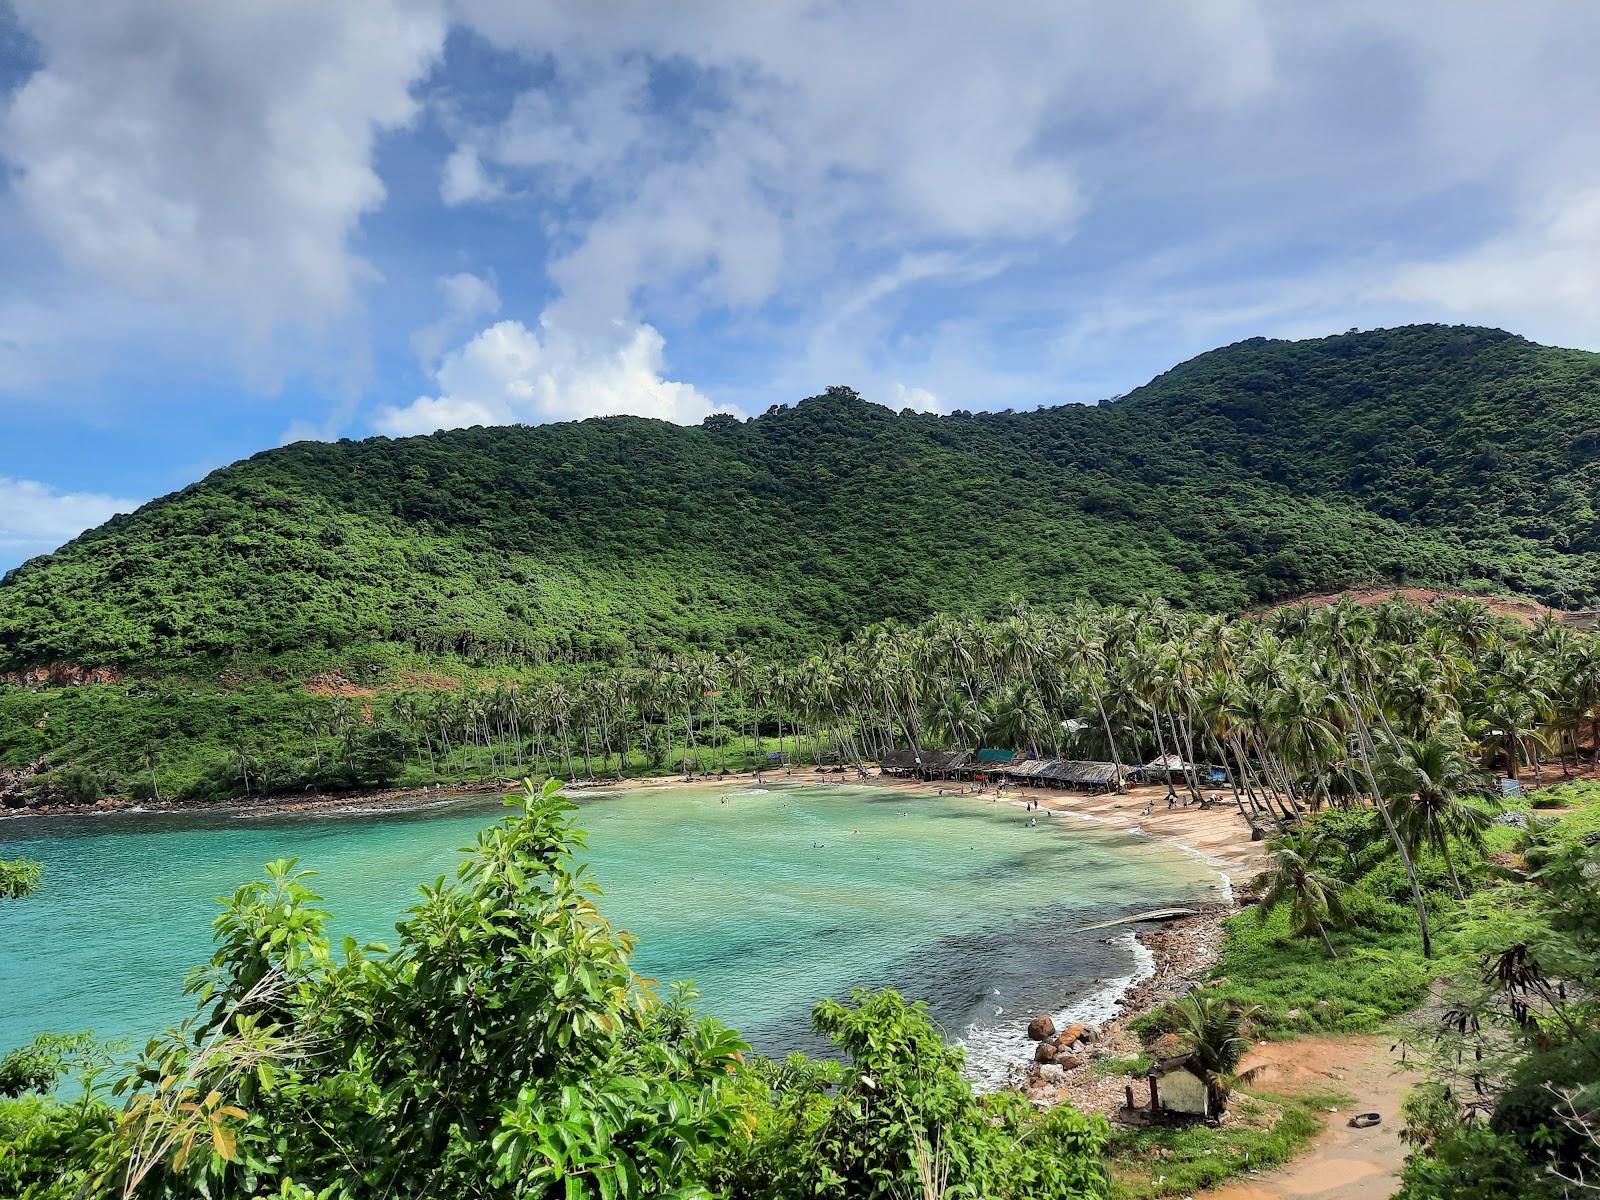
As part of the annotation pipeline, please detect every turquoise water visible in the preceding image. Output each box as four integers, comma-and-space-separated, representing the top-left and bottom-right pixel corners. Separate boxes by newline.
0, 782, 1221, 1082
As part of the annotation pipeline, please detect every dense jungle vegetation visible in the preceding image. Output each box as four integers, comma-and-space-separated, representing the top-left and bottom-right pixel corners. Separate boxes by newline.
5, 596, 1599, 1195
4, 684, 1598, 1198
5, 324, 1600, 677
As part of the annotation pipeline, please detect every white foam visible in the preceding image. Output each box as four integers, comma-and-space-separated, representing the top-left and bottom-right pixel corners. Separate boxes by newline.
955, 931, 1156, 1092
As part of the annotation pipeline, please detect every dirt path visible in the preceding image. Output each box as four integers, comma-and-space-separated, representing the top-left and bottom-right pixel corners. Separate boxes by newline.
1201, 1034, 1420, 1200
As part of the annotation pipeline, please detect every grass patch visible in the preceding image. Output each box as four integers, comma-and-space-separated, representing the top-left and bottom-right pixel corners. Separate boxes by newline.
1132, 899, 1433, 1040
1106, 1090, 1340, 1199
1523, 780, 1600, 835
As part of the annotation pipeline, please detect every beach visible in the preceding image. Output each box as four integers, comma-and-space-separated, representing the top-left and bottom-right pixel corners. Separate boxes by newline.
5, 764, 1267, 1100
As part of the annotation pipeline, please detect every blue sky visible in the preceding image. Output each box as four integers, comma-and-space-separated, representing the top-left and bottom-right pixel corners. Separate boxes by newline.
2, 1, 1599, 569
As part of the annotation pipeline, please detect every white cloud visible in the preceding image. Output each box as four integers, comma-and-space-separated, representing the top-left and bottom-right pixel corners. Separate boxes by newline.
440, 144, 504, 207
375, 318, 723, 436
0, 477, 138, 563
410, 271, 502, 365
443, 2, 1278, 347
890, 383, 942, 414
1, 0, 446, 331
435, 0, 1600, 408
1386, 185, 1600, 349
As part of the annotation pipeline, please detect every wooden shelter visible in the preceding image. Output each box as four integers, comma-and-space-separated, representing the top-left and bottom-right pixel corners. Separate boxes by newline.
1001, 758, 1125, 793
877, 749, 971, 780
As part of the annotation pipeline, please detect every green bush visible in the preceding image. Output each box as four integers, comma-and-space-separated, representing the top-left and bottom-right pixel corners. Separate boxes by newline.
714, 990, 1109, 1200
0, 1034, 97, 1099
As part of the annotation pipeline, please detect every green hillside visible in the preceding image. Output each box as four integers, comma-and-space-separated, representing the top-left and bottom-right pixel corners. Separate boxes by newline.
4, 323, 1599, 673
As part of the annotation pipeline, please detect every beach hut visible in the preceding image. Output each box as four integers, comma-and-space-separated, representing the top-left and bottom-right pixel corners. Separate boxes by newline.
998, 758, 1051, 783
877, 749, 971, 780
1042, 760, 1125, 793
960, 748, 1016, 780
966, 752, 1017, 771
918, 750, 971, 779
1137, 754, 1192, 785
878, 749, 921, 777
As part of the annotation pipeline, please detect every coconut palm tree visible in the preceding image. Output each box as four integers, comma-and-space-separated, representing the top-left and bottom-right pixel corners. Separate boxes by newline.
1378, 732, 1497, 899
1312, 597, 1437, 959
1169, 990, 1263, 1115
1253, 831, 1349, 958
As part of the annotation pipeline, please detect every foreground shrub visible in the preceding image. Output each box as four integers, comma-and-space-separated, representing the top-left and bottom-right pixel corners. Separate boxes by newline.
80, 778, 749, 1199
713, 989, 1109, 1200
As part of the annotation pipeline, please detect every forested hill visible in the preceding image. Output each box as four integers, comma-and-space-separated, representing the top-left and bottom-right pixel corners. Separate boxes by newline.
5, 324, 1600, 671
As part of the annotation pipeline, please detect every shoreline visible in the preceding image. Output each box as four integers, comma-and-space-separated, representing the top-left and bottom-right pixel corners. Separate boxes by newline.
4, 766, 1263, 1104
867, 773, 1263, 1105
0, 764, 869, 822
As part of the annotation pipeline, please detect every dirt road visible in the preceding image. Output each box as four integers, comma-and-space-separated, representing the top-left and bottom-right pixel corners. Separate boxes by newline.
1201, 1034, 1420, 1200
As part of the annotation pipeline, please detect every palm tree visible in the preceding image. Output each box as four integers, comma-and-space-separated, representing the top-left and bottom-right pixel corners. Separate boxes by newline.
1253, 831, 1349, 958
1378, 732, 1496, 899
1169, 990, 1263, 1115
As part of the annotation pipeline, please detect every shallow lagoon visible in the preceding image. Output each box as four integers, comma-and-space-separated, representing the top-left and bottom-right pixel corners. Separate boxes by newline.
0, 781, 1221, 1082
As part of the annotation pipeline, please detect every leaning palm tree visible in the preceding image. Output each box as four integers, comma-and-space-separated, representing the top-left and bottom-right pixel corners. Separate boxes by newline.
1377, 732, 1497, 899
1253, 831, 1349, 958
1169, 990, 1263, 1115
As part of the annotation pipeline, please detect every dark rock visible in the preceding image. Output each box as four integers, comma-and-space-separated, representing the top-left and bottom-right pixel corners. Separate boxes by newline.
1027, 1015, 1057, 1041
1033, 1040, 1059, 1064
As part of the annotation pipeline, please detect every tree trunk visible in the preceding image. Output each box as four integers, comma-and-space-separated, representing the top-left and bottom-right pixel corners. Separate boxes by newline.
1314, 913, 1338, 960
1344, 682, 1433, 959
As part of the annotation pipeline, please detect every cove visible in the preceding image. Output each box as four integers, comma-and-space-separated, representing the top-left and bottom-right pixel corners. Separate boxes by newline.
0, 781, 1221, 1083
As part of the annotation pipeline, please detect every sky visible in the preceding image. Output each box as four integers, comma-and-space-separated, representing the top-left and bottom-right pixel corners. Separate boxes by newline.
2, 1, 1599, 570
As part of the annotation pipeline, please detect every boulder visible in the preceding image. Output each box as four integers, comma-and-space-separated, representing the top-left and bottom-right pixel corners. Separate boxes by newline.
1056, 1022, 1087, 1047
1033, 1040, 1059, 1064
1036, 1063, 1065, 1084
1027, 1015, 1057, 1042
1055, 1054, 1085, 1071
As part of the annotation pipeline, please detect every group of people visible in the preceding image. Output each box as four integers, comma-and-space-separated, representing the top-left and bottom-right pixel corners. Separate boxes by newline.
1139, 789, 1226, 816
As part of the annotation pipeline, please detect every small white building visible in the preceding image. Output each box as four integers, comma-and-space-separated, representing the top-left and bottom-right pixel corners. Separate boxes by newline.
1146, 1054, 1210, 1119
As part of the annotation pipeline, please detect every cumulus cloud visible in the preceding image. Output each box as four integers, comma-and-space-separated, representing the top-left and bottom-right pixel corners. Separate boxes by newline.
1, 0, 446, 330
890, 383, 943, 414
440, 144, 504, 207
0, 477, 137, 564
375, 319, 722, 436
434, 1, 1600, 405
410, 271, 502, 365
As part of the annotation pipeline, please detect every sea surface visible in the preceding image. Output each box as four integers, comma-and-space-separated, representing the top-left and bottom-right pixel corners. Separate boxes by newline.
0, 781, 1221, 1084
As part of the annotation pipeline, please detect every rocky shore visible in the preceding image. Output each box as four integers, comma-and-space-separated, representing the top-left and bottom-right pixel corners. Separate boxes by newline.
1012, 903, 1236, 1114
